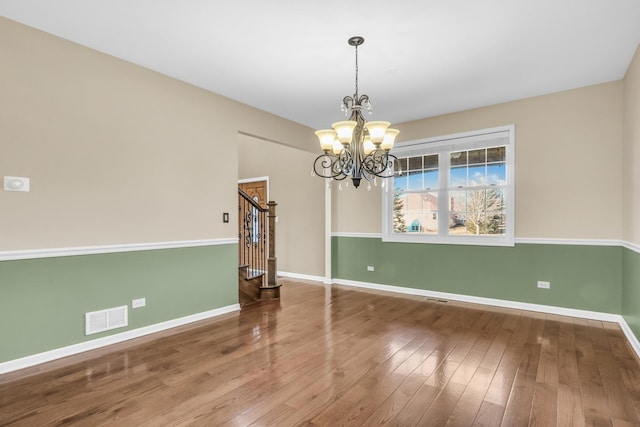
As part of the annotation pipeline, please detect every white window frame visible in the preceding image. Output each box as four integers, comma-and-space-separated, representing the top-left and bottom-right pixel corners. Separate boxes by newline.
382, 125, 515, 247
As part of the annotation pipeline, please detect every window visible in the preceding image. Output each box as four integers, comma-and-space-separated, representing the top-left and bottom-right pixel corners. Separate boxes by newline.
382, 125, 514, 246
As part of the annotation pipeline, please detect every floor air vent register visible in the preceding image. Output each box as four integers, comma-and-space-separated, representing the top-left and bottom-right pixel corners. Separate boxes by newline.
85, 306, 128, 335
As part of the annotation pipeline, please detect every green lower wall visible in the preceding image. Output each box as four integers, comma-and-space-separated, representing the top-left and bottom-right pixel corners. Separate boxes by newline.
332, 237, 622, 314
623, 247, 640, 339
2, 239, 636, 365
0, 244, 238, 363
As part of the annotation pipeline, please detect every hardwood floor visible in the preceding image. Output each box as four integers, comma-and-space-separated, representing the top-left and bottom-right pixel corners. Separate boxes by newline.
2, 279, 640, 426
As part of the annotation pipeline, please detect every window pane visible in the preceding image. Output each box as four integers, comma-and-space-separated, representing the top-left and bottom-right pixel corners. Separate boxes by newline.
486, 212, 506, 235
449, 190, 466, 212
394, 158, 407, 173
392, 192, 408, 233
487, 163, 506, 185
420, 192, 438, 234
394, 175, 407, 191
394, 192, 439, 234
450, 151, 467, 166
404, 191, 423, 233
487, 146, 506, 162
423, 170, 439, 189
466, 189, 486, 212
424, 154, 438, 169
449, 191, 466, 234
466, 216, 485, 235
408, 171, 422, 190
450, 166, 467, 187
408, 156, 422, 171
449, 221, 467, 235
449, 166, 467, 187
468, 165, 486, 186
461, 188, 506, 236
468, 149, 485, 164
421, 211, 438, 234
487, 188, 504, 211
423, 191, 438, 211
448, 190, 466, 235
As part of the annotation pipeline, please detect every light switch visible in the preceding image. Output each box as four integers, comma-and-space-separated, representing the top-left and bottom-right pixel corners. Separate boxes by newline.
4, 176, 30, 192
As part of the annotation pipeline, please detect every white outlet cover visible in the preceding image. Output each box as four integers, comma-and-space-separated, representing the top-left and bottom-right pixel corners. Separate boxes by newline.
132, 298, 146, 308
4, 176, 30, 192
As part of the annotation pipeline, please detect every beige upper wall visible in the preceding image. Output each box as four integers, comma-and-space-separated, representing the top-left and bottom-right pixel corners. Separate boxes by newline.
238, 135, 325, 277
623, 44, 640, 245
332, 181, 384, 234
3, 15, 630, 249
0, 17, 314, 251
335, 81, 624, 240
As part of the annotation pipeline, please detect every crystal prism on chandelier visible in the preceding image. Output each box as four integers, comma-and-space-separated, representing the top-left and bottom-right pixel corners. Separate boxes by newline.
313, 36, 399, 189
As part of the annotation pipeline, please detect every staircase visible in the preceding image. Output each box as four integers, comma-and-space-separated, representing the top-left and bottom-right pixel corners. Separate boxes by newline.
238, 189, 280, 306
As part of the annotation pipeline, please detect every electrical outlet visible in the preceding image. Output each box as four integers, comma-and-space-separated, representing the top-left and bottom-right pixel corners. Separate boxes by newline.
132, 298, 146, 308
537, 281, 550, 289
367, 266, 375, 272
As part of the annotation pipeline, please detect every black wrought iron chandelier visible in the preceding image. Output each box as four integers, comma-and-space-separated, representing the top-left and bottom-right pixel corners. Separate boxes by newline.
313, 36, 399, 189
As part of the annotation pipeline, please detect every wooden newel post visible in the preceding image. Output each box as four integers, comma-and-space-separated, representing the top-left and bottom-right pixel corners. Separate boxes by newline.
260, 200, 281, 299
267, 201, 278, 287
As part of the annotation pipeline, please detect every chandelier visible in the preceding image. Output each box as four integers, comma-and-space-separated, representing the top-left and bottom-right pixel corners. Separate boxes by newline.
313, 36, 399, 189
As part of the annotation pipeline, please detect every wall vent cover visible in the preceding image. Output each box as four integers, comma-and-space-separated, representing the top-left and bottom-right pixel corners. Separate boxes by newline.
85, 305, 128, 335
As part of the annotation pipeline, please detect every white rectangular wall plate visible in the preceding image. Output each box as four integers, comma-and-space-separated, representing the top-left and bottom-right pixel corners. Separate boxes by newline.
132, 298, 146, 309
4, 176, 30, 192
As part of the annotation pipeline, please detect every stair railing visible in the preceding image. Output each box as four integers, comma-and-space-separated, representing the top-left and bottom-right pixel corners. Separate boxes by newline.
238, 189, 268, 283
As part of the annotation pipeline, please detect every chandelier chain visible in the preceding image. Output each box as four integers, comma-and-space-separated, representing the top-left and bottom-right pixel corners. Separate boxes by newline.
354, 43, 359, 98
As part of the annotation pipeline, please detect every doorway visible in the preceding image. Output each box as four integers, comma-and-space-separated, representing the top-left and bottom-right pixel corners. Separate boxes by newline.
238, 177, 270, 306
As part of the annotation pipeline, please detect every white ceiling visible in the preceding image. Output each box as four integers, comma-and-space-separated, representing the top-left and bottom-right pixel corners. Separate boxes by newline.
2, 1, 640, 130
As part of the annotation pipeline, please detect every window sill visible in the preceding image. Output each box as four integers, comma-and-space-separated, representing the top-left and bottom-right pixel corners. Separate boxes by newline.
382, 234, 515, 247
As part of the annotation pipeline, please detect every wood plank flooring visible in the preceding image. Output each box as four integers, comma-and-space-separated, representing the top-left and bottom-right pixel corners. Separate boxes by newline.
2, 279, 640, 426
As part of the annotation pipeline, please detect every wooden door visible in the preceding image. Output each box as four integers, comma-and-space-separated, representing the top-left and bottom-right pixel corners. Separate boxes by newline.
239, 180, 267, 208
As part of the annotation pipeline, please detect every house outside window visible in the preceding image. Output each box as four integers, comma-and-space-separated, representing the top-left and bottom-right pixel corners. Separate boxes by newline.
382, 125, 515, 246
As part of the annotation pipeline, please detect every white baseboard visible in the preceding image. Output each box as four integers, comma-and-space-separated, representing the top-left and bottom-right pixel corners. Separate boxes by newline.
277, 271, 329, 284
332, 278, 619, 321
0, 304, 240, 375
332, 278, 640, 359
619, 316, 640, 359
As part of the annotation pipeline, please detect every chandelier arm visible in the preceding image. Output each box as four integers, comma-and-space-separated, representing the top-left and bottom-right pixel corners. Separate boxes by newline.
361, 151, 399, 178
337, 149, 355, 176
331, 173, 349, 181
313, 154, 344, 179
313, 149, 358, 180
